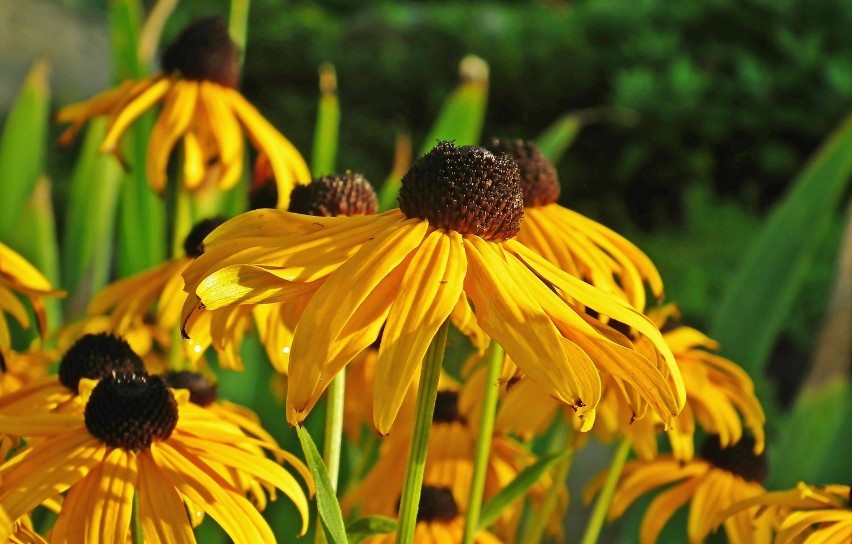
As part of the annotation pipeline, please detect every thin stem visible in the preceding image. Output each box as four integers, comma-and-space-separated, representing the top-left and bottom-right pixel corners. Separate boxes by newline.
461, 344, 504, 544
519, 428, 575, 544
580, 439, 632, 544
229, 0, 250, 65
131, 492, 143, 544
315, 369, 346, 544
395, 320, 450, 544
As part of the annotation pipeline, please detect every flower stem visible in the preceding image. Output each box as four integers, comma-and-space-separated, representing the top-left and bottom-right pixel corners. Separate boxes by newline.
131, 492, 143, 544
395, 320, 450, 544
461, 344, 504, 544
519, 431, 576, 544
229, 0, 250, 65
315, 369, 346, 544
579, 439, 632, 544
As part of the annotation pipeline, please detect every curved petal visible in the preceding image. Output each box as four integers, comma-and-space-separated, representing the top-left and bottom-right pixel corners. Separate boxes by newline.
639, 478, 701, 544
200, 82, 244, 191
101, 77, 171, 153
136, 451, 196, 544
145, 81, 199, 193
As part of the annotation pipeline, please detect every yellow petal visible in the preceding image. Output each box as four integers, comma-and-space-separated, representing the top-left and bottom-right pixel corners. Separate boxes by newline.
137, 451, 197, 544
640, 478, 701, 544
145, 81, 198, 193
200, 82, 244, 191
101, 77, 171, 153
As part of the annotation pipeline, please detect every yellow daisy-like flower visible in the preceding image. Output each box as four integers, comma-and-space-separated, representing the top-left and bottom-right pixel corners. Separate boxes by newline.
182, 141, 684, 434
590, 435, 772, 544
0, 242, 63, 352
56, 17, 309, 204
486, 138, 663, 312
0, 372, 311, 543
718, 482, 852, 544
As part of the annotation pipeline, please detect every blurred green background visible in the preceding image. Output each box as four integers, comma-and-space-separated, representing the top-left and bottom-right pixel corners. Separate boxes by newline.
1, 0, 850, 541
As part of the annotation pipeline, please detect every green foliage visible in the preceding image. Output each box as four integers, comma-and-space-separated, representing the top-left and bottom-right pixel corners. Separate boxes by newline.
297, 426, 348, 544
346, 516, 397, 544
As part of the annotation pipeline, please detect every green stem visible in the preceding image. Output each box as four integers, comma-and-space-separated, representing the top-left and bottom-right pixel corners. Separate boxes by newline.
131, 492, 143, 544
229, 0, 250, 65
395, 320, 450, 544
519, 435, 575, 544
315, 369, 346, 544
461, 344, 504, 544
579, 439, 632, 544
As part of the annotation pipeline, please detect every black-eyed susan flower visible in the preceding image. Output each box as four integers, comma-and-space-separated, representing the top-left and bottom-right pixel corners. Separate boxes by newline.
0, 242, 63, 352
485, 137, 663, 312
0, 372, 311, 543
56, 17, 309, 203
718, 481, 852, 543
589, 435, 772, 544
182, 141, 684, 434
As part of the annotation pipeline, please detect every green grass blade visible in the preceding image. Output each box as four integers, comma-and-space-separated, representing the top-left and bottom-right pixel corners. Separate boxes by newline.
312, 64, 340, 177
346, 516, 397, 544
535, 114, 582, 164
709, 112, 852, 384
0, 60, 50, 239
297, 426, 348, 544
478, 450, 569, 530
110, 0, 145, 81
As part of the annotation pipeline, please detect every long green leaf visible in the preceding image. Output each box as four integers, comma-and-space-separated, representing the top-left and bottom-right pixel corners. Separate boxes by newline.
710, 112, 852, 385
535, 114, 582, 164
346, 516, 397, 544
62, 119, 123, 319
478, 450, 569, 530
378, 56, 489, 211
297, 425, 348, 544
312, 64, 340, 177
0, 60, 50, 239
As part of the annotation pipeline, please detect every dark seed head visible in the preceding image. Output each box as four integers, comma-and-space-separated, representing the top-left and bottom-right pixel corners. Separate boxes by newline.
161, 17, 240, 88
700, 435, 767, 483
432, 390, 465, 425
162, 371, 218, 407
183, 217, 227, 258
287, 173, 378, 217
84, 373, 178, 451
59, 333, 146, 394
0, 351, 6, 373
398, 141, 524, 242
485, 137, 560, 207
416, 486, 459, 523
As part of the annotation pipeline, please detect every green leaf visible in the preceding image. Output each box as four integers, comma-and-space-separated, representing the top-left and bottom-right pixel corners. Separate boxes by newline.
62, 119, 123, 319
0, 60, 50, 239
768, 380, 851, 488
312, 64, 340, 177
535, 114, 582, 164
297, 425, 348, 544
378, 56, 489, 211
346, 516, 397, 544
709, 112, 852, 388
109, 0, 146, 81
478, 450, 570, 530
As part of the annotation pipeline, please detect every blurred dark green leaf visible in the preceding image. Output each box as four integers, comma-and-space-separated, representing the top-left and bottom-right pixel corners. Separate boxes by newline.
346, 516, 396, 544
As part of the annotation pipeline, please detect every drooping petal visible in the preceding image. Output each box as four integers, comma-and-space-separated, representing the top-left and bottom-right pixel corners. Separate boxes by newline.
373, 230, 467, 433
199, 82, 244, 190
145, 81, 199, 193
137, 451, 196, 544
639, 478, 701, 544
101, 77, 171, 153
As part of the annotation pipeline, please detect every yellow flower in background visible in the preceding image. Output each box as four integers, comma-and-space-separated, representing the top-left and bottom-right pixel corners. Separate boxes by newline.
589, 435, 772, 544
0, 242, 64, 352
718, 482, 852, 543
486, 138, 663, 312
182, 141, 684, 434
56, 17, 309, 205
0, 372, 311, 543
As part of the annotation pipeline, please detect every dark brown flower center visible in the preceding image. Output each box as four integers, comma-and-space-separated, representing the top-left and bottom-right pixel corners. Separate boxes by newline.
183, 217, 227, 258
161, 17, 240, 88
59, 333, 146, 394
398, 141, 524, 242
432, 390, 466, 424
700, 435, 767, 483
162, 371, 218, 407
84, 373, 178, 451
288, 173, 378, 217
417, 486, 459, 523
0, 351, 6, 373
485, 137, 560, 207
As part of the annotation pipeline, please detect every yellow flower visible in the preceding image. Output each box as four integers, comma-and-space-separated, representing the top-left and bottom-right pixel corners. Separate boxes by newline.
590, 435, 772, 544
0, 242, 63, 352
56, 17, 309, 204
182, 142, 684, 434
0, 372, 311, 543
486, 138, 663, 311
718, 482, 852, 544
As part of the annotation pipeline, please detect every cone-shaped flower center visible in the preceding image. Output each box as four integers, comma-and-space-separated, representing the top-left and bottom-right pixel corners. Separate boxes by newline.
432, 390, 466, 424
701, 435, 767, 483
183, 217, 227, 258
288, 172, 378, 217
485, 137, 560, 208
417, 486, 459, 523
161, 17, 240, 88
398, 141, 524, 241
59, 333, 146, 394
162, 370, 218, 407
85, 373, 178, 451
